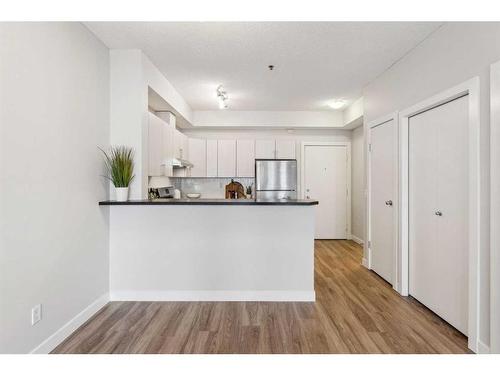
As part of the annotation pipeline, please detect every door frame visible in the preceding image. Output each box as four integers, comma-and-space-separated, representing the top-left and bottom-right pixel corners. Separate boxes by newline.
399, 77, 480, 352
490, 61, 500, 354
366, 112, 399, 291
300, 141, 352, 240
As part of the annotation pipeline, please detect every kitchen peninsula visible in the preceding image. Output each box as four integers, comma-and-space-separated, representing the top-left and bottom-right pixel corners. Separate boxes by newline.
100, 198, 318, 302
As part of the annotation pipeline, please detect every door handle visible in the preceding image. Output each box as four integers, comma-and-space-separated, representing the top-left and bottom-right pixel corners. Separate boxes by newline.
306, 195, 310, 199
435, 211, 443, 216
385, 200, 393, 206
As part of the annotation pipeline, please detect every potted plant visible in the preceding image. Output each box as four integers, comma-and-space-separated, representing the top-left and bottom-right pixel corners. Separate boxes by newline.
99, 146, 135, 202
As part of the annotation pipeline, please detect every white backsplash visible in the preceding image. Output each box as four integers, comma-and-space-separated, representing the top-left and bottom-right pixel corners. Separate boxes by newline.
171, 177, 255, 199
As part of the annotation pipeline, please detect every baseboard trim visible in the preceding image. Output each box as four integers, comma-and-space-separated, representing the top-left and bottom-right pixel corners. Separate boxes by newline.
477, 340, 490, 354
362, 258, 370, 269
351, 235, 364, 245
110, 290, 316, 302
30, 293, 109, 354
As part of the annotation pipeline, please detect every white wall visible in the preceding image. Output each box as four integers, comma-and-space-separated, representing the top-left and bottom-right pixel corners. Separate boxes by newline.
363, 22, 500, 350
110, 50, 194, 199
110, 50, 146, 200
0, 23, 110, 353
344, 97, 364, 126
192, 110, 344, 128
351, 126, 364, 242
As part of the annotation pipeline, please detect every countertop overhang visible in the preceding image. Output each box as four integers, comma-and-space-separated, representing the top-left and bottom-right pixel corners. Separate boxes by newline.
99, 198, 319, 206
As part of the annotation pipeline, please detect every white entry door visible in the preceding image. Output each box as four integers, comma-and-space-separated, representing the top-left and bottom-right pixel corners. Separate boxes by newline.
304, 145, 348, 239
409, 95, 469, 334
370, 119, 396, 284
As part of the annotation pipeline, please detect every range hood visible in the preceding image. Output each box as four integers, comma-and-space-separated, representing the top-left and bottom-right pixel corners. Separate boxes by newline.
172, 158, 193, 168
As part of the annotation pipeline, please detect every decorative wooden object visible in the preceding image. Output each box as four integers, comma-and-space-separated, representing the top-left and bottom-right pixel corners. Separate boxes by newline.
225, 179, 246, 199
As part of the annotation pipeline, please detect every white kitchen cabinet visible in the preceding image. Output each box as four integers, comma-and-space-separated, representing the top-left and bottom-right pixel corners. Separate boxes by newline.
206, 139, 218, 177
155, 112, 175, 177
148, 112, 165, 177
276, 140, 296, 159
162, 120, 174, 177
181, 133, 189, 160
173, 129, 189, 160
217, 140, 236, 177
236, 139, 255, 177
173, 130, 181, 159
255, 139, 276, 159
188, 138, 207, 177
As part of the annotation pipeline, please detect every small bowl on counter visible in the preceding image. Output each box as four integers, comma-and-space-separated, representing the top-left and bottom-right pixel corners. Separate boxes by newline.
186, 193, 201, 199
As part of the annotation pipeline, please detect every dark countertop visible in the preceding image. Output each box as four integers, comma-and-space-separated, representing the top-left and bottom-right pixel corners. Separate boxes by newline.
99, 198, 319, 206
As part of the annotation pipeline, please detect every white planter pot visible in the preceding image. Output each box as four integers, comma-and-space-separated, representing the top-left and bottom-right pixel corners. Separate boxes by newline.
115, 187, 129, 202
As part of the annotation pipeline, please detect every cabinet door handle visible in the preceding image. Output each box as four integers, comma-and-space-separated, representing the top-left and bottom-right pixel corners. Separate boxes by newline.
435, 211, 443, 216
385, 200, 393, 206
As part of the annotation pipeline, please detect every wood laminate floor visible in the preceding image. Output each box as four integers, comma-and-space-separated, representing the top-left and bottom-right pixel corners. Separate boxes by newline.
52, 240, 469, 354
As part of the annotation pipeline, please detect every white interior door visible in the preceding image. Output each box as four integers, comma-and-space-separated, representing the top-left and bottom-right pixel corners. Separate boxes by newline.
370, 120, 396, 284
409, 95, 469, 335
304, 145, 348, 239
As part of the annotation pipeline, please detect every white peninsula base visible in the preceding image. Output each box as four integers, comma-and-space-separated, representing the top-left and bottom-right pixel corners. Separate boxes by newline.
107, 203, 316, 301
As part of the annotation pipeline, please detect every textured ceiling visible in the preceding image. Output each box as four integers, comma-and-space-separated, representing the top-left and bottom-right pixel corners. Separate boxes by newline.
86, 22, 442, 111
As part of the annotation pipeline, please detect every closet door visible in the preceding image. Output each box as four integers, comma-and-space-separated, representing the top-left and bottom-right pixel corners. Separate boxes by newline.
370, 120, 396, 284
409, 95, 469, 334
435, 95, 469, 334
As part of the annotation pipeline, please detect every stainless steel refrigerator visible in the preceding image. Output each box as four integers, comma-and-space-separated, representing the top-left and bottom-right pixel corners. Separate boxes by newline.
255, 159, 297, 200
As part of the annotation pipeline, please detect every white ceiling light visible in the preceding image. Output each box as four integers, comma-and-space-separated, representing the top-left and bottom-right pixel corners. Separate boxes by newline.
329, 99, 346, 110
216, 85, 229, 109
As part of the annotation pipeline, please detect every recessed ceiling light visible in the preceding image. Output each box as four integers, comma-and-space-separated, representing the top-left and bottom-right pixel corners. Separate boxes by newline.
329, 99, 346, 110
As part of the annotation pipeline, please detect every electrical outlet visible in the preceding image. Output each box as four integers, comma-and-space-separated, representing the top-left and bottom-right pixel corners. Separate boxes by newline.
31, 304, 42, 325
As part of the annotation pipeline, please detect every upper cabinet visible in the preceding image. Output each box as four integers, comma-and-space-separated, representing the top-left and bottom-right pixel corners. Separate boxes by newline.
173, 129, 189, 160
217, 140, 236, 177
148, 112, 165, 177
236, 139, 255, 177
275, 140, 296, 159
188, 138, 207, 177
206, 140, 218, 177
162, 120, 174, 177
255, 140, 276, 159
157, 136, 296, 179
255, 139, 296, 159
